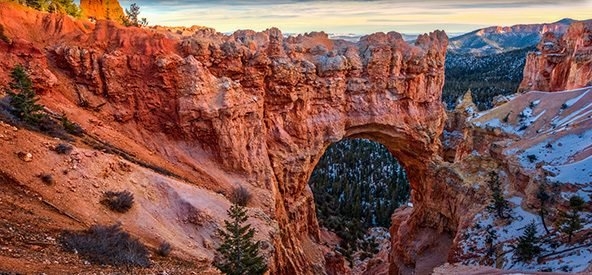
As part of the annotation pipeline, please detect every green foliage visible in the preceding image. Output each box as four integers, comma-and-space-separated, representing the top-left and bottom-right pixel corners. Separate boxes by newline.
443, 47, 533, 110
61, 115, 84, 136
486, 171, 511, 220
215, 203, 267, 275
515, 221, 542, 262
308, 139, 409, 260
558, 195, 585, 242
17, 0, 80, 17
122, 3, 148, 27
6, 65, 46, 125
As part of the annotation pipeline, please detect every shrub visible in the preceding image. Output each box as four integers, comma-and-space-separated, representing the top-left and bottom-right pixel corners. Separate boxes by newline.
38, 116, 70, 139
39, 173, 55, 185
54, 143, 73, 155
526, 154, 538, 163
60, 224, 150, 267
231, 186, 252, 207
61, 116, 84, 136
561, 103, 568, 109
156, 241, 172, 257
101, 190, 134, 213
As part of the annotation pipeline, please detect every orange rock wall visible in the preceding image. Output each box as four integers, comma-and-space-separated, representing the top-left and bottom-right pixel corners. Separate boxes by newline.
80, 0, 124, 21
520, 21, 592, 92
0, 4, 457, 273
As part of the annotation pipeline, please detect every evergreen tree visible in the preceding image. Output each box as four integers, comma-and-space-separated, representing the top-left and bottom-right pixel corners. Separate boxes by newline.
16, 0, 80, 17
215, 203, 267, 275
536, 183, 551, 234
48, 0, 81, 17
515, 221, 541, 262
308, 139, 410, 258
5, 65, 46, 125
559, 195, 585, 243
486, 171, 511, 219
122, 3, 148, 27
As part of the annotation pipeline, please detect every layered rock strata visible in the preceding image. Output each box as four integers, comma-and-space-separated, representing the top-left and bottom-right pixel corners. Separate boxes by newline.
0, 3, 455, 273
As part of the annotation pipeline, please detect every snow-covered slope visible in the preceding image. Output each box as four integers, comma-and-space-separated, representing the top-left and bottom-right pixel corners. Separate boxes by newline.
473, 87, 592, 183
458, 87, 592, 273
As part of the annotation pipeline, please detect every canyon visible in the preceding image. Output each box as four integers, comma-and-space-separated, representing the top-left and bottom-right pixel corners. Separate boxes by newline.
0, 1, 591, 274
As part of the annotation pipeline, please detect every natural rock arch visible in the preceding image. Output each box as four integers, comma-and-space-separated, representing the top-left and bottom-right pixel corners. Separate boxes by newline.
56, 27, 455, 273
0, 8, 457, 272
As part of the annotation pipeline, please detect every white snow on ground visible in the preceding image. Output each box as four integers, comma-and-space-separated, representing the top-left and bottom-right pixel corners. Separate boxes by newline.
460, 87, 592, 272
546, 155, 592, 184
459, 196, 592, 273
477, 118, 522, 135
550, 102, 592, 132
564, 89, 590, 107
514, 129, 592, 171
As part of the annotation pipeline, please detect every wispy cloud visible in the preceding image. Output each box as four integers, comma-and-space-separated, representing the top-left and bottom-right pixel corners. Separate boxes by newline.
117, 0, 592, 34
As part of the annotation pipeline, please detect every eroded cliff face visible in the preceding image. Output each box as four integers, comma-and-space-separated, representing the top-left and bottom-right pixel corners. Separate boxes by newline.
0, 4, 455, 273
520, 21, 592, 92
80, 0, 124, 21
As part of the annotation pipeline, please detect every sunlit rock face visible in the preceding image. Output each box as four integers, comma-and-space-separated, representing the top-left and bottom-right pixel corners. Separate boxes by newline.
0, 4, 455, 273
80, 0, 125, 21
520, 21, 592, 92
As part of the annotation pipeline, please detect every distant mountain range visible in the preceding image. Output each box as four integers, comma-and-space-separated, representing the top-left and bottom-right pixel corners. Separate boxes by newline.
448, 18, 591, 55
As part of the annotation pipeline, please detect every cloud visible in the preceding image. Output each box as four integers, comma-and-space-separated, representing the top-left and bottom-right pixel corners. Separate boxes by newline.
119, 0, 592, 34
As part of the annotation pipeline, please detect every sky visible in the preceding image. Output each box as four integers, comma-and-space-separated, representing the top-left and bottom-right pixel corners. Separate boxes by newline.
118, 0, 592, 35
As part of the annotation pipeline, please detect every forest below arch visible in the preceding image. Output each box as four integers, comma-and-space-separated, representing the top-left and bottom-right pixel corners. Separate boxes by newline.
308, 138, 410, 259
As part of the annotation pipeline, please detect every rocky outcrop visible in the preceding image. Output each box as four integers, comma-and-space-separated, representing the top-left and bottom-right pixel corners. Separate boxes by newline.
80, 0, 124, 21
0, 3, 455, 274
520, 21, 592, 92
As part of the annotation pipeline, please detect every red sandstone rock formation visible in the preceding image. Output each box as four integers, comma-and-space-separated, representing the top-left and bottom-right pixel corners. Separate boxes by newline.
80, 0, 124, 21
520, 21, 592, 92
0, 3, 453, 274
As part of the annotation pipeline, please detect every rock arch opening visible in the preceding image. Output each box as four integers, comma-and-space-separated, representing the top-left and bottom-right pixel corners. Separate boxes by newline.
308, 138, 411, 269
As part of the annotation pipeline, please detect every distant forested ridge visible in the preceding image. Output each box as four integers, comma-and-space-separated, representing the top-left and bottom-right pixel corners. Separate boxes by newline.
443, 46, 534, 110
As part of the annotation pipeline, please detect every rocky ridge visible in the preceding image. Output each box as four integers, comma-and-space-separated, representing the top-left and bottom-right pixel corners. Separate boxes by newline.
0, 3, 454, 274
448, 18, 585, 55
520, 21, 592, 92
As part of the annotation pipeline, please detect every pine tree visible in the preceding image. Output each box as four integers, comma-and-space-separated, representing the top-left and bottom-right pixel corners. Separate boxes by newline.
6, 65, 46, 125
486, 171, 511, 219
122, 3, 148, 27
515, 221, 541, 262
559, 195, 585, 243
215, 203, 267, 275
536, 183, 551, 234
18, 0, 80, 17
